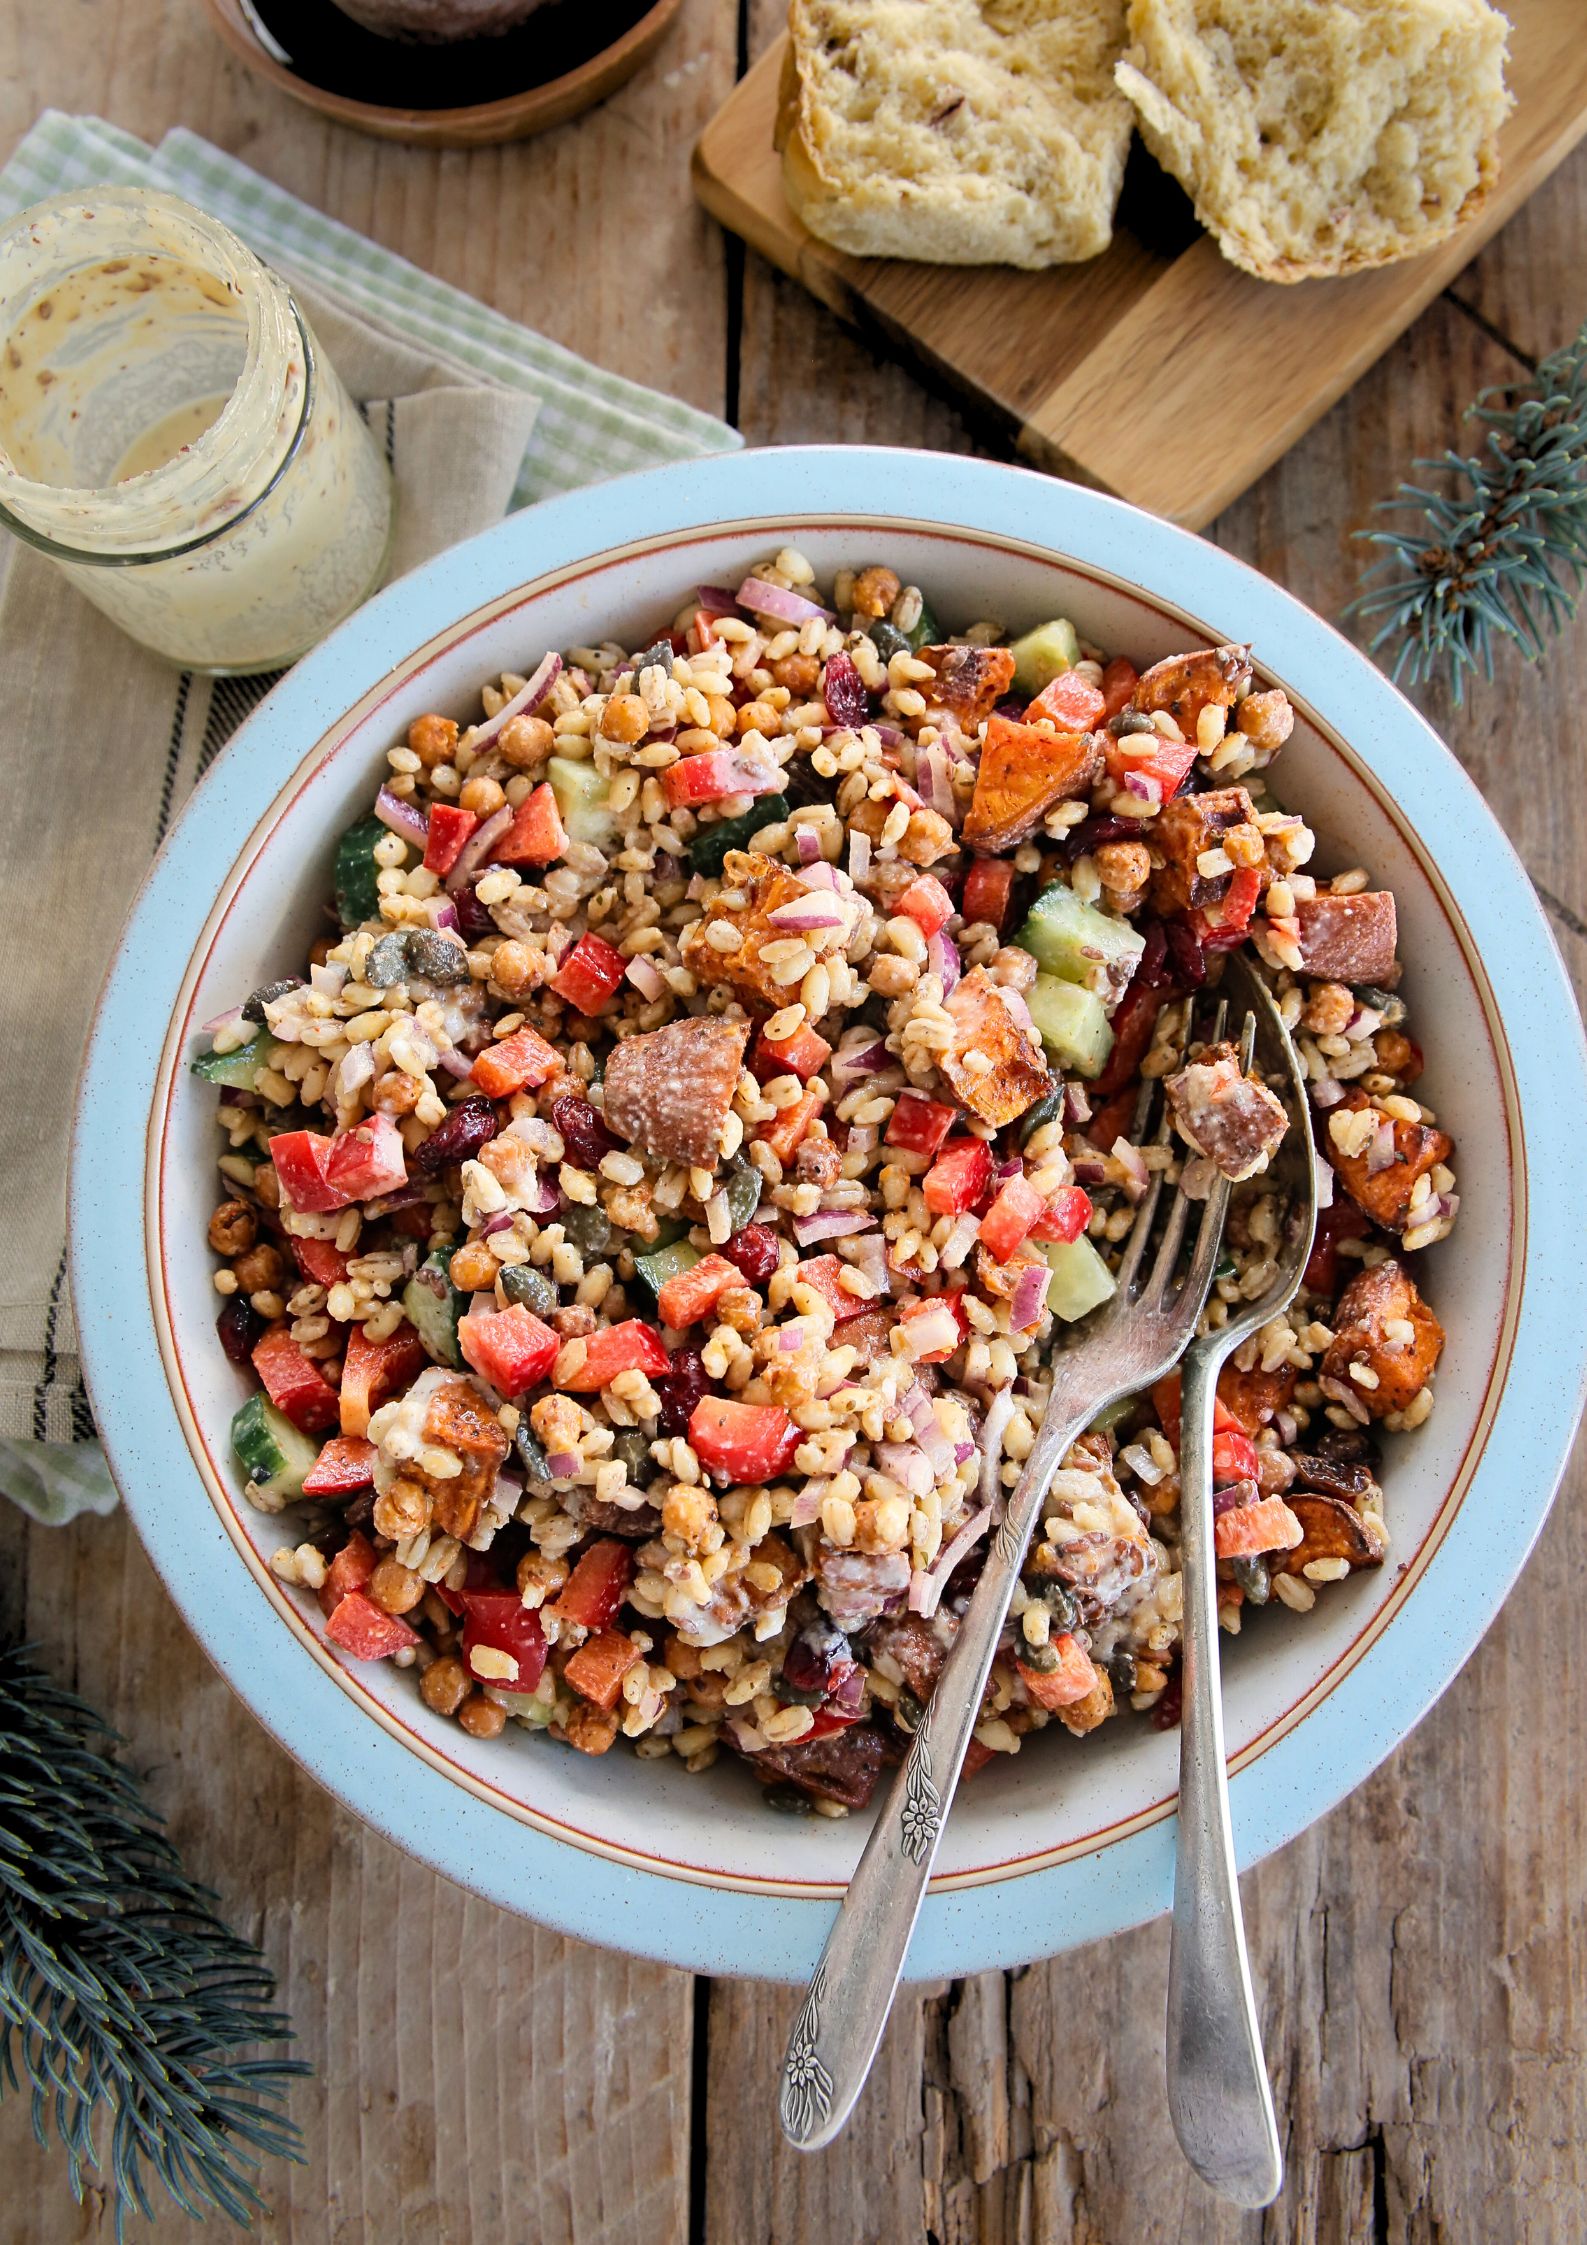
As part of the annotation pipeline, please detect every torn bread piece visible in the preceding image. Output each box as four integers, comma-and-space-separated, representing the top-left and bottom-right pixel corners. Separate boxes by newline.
1165, 1038, 1287, 1180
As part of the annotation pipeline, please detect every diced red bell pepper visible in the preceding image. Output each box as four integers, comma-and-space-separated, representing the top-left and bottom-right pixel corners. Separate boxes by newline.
269, 1129, 349, 1215
1029, 671, 1106, 732
758, 1089, 822, 1165
560, 1319, 670, 1394
423, 802, 479, 877
1100, 657, 1139, 721
496, 782, 568, 867
752, 1021, 832, 1083
317, 1528, 378, 1618
1086, 1088, 1138, 1151
1017, 1634, 1100, 1709
657, 1252, 741, 1329
340, 1319, 427, 1437
803, 1703, 865, 1739
895, 874, 955, 938
793, 1254, 873, 1324
885, 1092, 957, 1160
470, 1024, 560, 1098
1304, 1199, 1370, 1296
251, 1324, 339, 1433
563, 1628, 644, 1711
1102, 730, 1198, 805
1151, 1373, 1261, 1487
432, 1549, 496, 1617
303, 1434, 377, 1497
325, 1113, 409, 1203
1091, 981, 1165, 1098
661, 749, 782, 807
961, 857, 1018, 935
961, 1736, 997, 1780
1188, 863, 1261, 950
458, 1301, 559, 1399
922, 1136, 993, 1217
978, 1174, 1046, 1263
1030, 1184, 1094, 1245
688, 1395, 801, 1483
554, 1539, 634, 1634
324, 1590, 419, 1661
898, 1290, 969, 1364
291, 1236, 353, 1288
459, 1586, 548, 1694
550, 931, 627, 1016
1213, 1498, 1304, 1559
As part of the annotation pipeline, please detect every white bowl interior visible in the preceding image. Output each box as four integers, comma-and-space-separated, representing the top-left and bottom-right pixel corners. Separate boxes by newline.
158, 519, 1511, 1893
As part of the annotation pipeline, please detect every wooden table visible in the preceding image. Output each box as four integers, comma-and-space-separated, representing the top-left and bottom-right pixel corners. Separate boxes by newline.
3, 3, 1585, 2238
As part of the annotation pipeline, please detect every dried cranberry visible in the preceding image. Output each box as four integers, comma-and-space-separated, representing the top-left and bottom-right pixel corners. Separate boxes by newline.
216, 1293, 264, 1365
653, 1348, 710, 1437
821, 650, 871, 730
781, 1623, 852, 1699
1164, 918, 1208, 988
1063, 814, 1134, 863
1132, 919, 1171, 991
722, 1223, 779, 1285
992, 696, 1028, 722
549, 1093, 619, 1169
452, 885, 497, 939
1150, 1669, 1184, 1731
411, 1095, 499, 1174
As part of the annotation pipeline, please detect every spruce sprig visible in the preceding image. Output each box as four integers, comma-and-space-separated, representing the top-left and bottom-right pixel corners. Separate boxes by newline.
0, 1646, 307, 2237
1350, 319, 1587, 702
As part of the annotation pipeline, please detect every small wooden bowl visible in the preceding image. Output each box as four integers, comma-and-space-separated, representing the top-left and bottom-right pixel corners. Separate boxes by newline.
200, 0, 685, 146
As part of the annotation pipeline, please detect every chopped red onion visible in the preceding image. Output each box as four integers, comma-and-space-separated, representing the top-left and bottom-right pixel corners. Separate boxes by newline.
977, 1389, 1014, 1508
1366, 1118, 1397, 1175
546, 1451, 581, 1481
899, 1303, 961, 1361
423, 897, 461, 937
832, 1034, 891, 1086
1122, 772, 1162, 807
999, 983, 1038, 1045
466, 650, 563, 752
876, 1443, 934, 1498
1274, 1410, 1299, 1448
695, 584, 744, 619
992, 1155, 1023, 1182
904, 1386, 956, 1476
625, 955, 665, 1002
779, 1324, 807, 1352
363, 1184, 431, 1217
1064, 1083, 1093, 1127
1112, 1137, 1150, 1203
914, 743, 957, 821
1315, 1154, 1336, 1211
1311, 1076, 1345, 1110
793, 1207, 877, 1247
1010, 1260, 1050, 1330
847, 828, 872, 881
333, 1044, 376, 1103
437, 1049, 475, 1080
908, 1507, 992, 1618
523, 1174, 561, 1215
926, 930, 961, 995
846, 1124, 878, 1155
1072, 1157, 1107, 1186
445, 804, 513, 892
480, 1212, 515, 1238
842, 1232, 889, 1290
796, 859, 842, 891
375, 784, 431, 849
870, 723, 905, 749
938, 1210, 980, 1269
795, 825, 823, 865
768, 898, 846, 932
310, 959, 350, 997
735, 576, 834, 627
789, 1486, 826, 1527
200, 1003, 249, 1039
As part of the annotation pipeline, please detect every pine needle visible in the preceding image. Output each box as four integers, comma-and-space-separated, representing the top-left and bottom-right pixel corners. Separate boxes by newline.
1349, 319, 1587, 702
0, 1646, 308, 2237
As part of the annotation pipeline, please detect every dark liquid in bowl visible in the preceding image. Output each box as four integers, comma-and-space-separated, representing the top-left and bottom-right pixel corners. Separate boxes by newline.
245, 0, 660, 109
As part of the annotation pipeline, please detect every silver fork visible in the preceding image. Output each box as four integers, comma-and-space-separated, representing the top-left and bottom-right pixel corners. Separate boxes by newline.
1165, 950, 1316, 2208
778, 993, 1247, 2152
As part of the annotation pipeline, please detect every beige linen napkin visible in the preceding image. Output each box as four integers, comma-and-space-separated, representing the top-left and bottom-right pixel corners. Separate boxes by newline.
0, 283, 539, 1518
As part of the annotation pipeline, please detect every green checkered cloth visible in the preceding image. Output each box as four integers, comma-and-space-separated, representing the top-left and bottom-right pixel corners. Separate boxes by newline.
0, 112, 739, 1529
0, 111, 739, 510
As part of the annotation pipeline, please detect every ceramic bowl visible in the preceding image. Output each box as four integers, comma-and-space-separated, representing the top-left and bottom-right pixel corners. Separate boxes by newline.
72, 446, 1587, 1981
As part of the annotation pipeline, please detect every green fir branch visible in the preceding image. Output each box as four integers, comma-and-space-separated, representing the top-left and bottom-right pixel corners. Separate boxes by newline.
1349, 319, 1587, 702
0, 1646, 307, 2237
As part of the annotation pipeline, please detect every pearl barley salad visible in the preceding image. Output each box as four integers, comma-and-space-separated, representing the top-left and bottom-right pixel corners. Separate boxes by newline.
195, 554, 1455, 1816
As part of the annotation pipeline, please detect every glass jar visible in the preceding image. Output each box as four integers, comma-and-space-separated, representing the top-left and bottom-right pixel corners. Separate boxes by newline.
0, 187, 393, 673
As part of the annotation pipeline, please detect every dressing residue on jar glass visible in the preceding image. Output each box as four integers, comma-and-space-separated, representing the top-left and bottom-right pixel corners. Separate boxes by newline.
0, 188, 393, 674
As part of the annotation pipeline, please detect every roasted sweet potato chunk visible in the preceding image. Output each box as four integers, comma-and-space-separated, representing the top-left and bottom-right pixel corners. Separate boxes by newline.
1293, 892, 1399, 986
604, 1013, 751, 1168
963, 712, 1102, 852
421, 1376, 510, 1540
1147, 786, 1259, 917
1217, 1360, 1298, 1435
751, 1722, 887, 1810
1275, 1492, 1387, 1574
916, 642, 1016, 725
681, 849, 818, 1010
1127, 644, 1253, 734
1320, 1258, 1444, 1420
1056, 1669, 1115, 1737
939, 966, 1053, 1128
1327, 1090, 1453, 1234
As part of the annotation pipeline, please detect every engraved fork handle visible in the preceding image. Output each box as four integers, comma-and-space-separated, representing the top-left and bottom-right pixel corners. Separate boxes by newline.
1165, 1338, 1283, 2207
778, 1374, 1106, 2151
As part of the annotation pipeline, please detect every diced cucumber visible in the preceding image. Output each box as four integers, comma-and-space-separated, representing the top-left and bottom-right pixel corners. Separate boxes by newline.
633, 1238, 702, 1308
1009, 618, 1081, 697
548, 755, 615, 846
334, 814, 387, 930
723, 1153, 762, 1232
687, 792, 790, 878
1039, 1236, 1117, 1324
231, 1392, 320, 1507
1025, 973, 1114, 1080
1087, 1393, 1138, 1437
191, 1030, 269, 1090
402, 1251, 467, 1368
1015, 882, 1145, 1007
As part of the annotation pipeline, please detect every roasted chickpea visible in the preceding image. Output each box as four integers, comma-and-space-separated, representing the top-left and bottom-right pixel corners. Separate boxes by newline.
368, 1558, 424, 1615
663, 1635, 704, 1680
705, 694, 737, 737
516, 1549, 569, 1604
488, 940, 539, 1000
850, 565, 901, 620
231, 1242, 284, 1295
373, 1478, 431, 1542
371, 1069, 422, 1116
450, 1241, 499, 1293
1235, 689, 1294, 752
1094, 839, 1152, 899
562, 1702, 619, 1755
408, 713, 459, 769
772, 652, 820, 696
552, 1304, 598, 1340
458, 1693, 508, 1740
1374, 1029, 1422, 1083
420, 1654, 470, 1716
207, 1199, 257, 1256
460, 775, 506, 819
497, 713, 555, 771
736, 700, 779, 738
599, 693, 649, 746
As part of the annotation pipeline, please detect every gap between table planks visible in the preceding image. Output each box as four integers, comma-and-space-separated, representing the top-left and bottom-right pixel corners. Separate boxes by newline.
3, 0, 1587, 2236
694, 0, 1587, 527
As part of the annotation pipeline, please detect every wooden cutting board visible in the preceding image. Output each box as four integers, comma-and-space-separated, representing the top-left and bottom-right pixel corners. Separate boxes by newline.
693, 0, 1587, 527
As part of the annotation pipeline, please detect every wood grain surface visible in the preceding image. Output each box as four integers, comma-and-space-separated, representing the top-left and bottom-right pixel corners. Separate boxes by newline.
2, 1, 1585, 2239
694, 0, 1587, 527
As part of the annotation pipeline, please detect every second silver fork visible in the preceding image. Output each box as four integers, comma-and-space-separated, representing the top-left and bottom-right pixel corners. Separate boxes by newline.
778, 995, 1248, 2153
